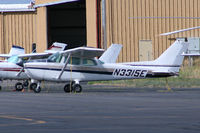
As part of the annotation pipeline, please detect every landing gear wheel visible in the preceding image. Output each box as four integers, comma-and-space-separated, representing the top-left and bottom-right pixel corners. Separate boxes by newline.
64, 84, 72, 93
33, 86, 41, 93
73, 84, 82, 93
23, 80, 29, 88
15, 82, 23, 91
30, 83, 41, 93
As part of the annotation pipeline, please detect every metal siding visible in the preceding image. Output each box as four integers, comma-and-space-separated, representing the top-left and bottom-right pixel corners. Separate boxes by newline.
86, 0, 97, 47
103, 0, 200, 62
0, 12, 36, 54
36, 7, 47, 52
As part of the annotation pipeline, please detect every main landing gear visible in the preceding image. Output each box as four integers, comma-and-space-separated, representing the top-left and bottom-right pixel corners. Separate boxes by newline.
64, 82, 82, 93
15, 80, 29, 91
29, 81, 82, 93
30, 82, 41, 93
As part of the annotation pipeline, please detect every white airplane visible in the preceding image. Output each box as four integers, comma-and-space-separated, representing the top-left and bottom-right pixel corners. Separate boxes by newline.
0, 45, 25, 61
24, 40, 188, 93
0, 42, 67, 91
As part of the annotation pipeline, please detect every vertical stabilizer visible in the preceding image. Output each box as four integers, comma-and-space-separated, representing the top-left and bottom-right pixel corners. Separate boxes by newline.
99, 44, 122, 63
9, 45, 25, 55
45, 42, 67, 53
154, 40, 188, 66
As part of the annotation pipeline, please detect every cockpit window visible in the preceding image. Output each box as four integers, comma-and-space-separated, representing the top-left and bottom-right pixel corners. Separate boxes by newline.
47, 52, 62, 63
7, 55, 20, 63
98, 60, 104, 64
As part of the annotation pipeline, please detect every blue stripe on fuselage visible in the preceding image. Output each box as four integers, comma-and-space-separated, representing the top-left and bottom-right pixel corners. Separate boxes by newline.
25, 67, 113, 75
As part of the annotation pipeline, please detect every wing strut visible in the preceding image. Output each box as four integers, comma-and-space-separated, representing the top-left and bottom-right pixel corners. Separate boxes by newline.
57, 54, 71, 79
16, 67, 24, 77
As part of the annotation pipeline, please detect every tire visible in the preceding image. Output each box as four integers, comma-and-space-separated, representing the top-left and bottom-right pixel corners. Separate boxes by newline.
30, 83, 37, 90
73, 84, 82, 93
33, 86, 41, 93
23, 80, 29, 88
64, 84, 72, 93
30, 83, 41, 93
15, 82, 24, 91
0, 86, 2, 91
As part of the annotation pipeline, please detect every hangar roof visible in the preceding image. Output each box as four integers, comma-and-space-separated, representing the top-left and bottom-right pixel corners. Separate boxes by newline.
34, 0, 77, 8
0, 4, 35, 12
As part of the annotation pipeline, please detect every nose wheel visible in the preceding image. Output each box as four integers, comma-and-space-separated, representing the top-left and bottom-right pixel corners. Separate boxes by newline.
64, 83, 82, 93
15, 80, 29, 91
15, 82, 23, 91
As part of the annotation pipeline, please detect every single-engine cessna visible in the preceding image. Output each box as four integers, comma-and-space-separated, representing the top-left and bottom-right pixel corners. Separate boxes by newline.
0, 42, 67, 91
24, 39, 188, 93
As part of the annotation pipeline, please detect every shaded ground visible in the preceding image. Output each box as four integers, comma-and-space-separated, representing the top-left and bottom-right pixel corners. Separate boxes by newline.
0, 83, 200, 133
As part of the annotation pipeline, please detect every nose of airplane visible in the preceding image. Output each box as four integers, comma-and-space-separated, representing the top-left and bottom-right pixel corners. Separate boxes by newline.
23, 63, 32, 78
23, 62, 45, 81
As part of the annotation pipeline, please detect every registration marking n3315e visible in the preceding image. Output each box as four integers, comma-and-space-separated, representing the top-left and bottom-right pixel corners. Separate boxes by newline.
113, 69, 148, 77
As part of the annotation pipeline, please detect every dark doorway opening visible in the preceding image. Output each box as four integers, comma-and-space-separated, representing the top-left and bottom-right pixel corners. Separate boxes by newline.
47, 0, 86, 49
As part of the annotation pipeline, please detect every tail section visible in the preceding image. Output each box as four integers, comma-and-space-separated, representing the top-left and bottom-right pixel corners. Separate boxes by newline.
45, 42, 67, 53
154, 40, 188, 66
9, 45, 25, 55
125, 39, 188, 75
99, 44, 122, 63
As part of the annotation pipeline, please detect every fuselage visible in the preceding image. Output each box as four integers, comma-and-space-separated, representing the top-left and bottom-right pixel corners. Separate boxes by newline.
24, 58, 175, 83
0, 62, 28, 80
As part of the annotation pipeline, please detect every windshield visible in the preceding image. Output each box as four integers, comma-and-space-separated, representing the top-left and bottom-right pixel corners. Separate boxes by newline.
47, 52, 62, 63
7, 55, 19, 63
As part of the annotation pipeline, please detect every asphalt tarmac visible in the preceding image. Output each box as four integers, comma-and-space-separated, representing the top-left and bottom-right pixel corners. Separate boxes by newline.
0, 85, 200, 133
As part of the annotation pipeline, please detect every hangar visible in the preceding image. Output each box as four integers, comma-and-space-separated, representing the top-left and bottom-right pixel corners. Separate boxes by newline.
0, 0, 200, 62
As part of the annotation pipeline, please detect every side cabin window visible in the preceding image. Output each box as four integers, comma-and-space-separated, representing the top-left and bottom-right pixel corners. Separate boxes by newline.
47, 52, 62, 63
64, 56, 96, 66
64, 57, 81, 65
82, 58, 97, 66
69, 57, 80, 65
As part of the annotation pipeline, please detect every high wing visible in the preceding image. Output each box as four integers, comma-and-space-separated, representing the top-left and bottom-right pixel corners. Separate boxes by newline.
181, 53, 200, 56
17, 53, 51, 59
160, 26, 200, 36
60, 47, 105, 58
16, 42, 67, 60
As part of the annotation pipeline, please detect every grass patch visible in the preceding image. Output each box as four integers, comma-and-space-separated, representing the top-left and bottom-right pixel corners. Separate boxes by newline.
89, 64, 200, 88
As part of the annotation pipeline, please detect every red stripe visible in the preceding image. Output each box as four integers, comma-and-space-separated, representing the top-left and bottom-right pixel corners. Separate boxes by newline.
0, 68, 24, 72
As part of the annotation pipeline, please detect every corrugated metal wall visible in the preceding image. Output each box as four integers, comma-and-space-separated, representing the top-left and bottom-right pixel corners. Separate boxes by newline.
104, 0, 200, 62
0, 12, 36, 54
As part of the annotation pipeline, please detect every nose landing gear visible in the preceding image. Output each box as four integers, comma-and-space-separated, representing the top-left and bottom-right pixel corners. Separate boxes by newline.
15, 80, 29, 91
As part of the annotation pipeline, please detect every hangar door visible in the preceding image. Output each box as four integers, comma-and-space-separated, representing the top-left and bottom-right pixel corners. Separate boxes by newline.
47, 0, 86, 49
